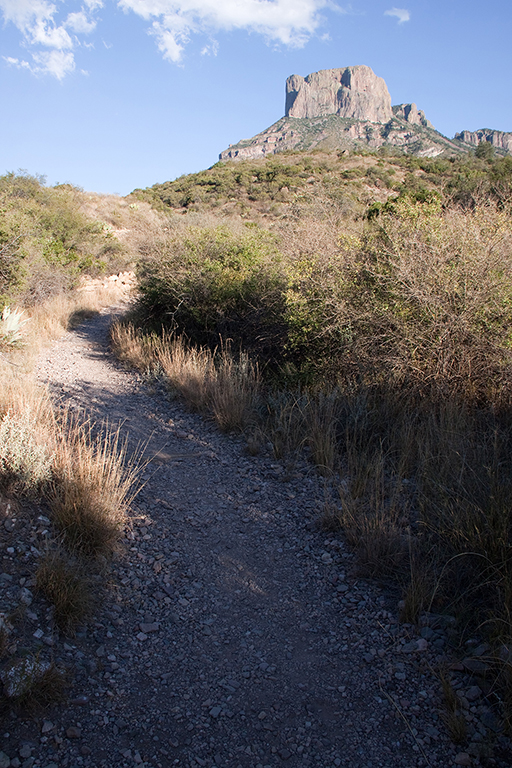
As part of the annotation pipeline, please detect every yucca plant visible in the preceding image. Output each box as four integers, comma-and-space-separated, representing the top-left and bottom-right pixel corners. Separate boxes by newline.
0, 306, 27, 349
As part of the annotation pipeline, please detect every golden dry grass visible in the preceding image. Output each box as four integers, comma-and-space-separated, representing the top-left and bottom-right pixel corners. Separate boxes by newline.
36, 546, 95, 632
50, 415, 139, 556
112, 322, 260, 432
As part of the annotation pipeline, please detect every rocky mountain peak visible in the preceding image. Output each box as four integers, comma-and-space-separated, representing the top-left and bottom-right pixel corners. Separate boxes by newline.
219, 65, 510, 162
285, 65, 393, 124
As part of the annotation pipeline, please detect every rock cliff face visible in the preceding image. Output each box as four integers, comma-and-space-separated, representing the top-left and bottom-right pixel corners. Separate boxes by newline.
393, 103, 434, 129
454, 129, 512, 153
285, 66, 393, 123
219, 66, 510, 162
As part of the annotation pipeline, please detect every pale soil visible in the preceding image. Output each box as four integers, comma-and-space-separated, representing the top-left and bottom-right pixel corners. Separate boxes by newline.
1, 307, 510, 768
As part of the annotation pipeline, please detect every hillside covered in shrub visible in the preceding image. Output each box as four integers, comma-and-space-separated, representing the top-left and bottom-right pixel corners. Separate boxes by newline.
115, 146, 512, 730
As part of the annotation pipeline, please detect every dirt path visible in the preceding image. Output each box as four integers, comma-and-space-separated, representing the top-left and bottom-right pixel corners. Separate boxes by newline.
2, 309, 491, 767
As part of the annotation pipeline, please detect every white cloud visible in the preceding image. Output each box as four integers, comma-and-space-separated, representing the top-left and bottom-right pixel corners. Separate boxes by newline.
3, 55, 31, 69
118, 0, 331, 61
65, 10, 97, 34
3, 49, 75, 78
1, 0, 334, 75
29, 18, 74, 47
0, 0, 100, 78
384, 7, 410, 24
200, 40, 218, 56
32, 48, 76, 77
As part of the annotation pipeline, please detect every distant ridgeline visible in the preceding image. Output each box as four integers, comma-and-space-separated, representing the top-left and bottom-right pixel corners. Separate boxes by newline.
219, 66, 512, 160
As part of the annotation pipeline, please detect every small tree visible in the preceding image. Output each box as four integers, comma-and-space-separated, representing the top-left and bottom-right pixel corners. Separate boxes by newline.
475, 140, 495, 161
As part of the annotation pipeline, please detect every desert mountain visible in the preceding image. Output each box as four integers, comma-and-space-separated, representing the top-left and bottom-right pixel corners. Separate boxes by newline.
220, 66, 511, 161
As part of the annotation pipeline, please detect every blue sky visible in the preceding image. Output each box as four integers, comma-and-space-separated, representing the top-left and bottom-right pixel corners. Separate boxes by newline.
1, 1, 511, 195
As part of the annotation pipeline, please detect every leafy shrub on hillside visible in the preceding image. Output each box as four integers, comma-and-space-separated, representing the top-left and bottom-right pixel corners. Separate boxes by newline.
137, 225, 287, 360
0, 172, 125, 305
137, 200, 512, 405
285, 200, 512, 403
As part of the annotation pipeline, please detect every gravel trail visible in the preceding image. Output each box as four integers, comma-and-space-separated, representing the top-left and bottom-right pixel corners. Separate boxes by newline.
2, 308, 502, 768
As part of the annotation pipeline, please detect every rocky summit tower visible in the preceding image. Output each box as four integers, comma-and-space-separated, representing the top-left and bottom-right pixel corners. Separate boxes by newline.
285, 66, 393, 123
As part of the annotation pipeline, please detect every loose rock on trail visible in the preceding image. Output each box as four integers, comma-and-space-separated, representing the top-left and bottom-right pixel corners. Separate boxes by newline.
1, 307, 506, 768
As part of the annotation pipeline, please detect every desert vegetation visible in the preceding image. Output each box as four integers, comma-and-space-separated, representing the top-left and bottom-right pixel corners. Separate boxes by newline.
0, 173, 141, 711
121, 147, 512, 729
2, 148, 512, 727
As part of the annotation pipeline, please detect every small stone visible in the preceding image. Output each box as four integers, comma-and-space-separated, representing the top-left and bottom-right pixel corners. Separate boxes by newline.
32, 629, 44, 640
363, 653, 374, 663
19, 589, 32, 606
209, 706, 222, 718
133, 752, 142, 764
462, 658, 489, 674
69, 695, 89, 705
66, 726, 82, 739
41, 721, 54, 734
258, 711, 266, 720
137, 632, 148, 642
18, 747, 31, 760
416, 638, 428, 651
80, 746, 91, 756
4, 519, 15, 532
454, 753, 472, 766
279, 749, 292, 760
465, 686, 482, 702
95, 645, 105, 657
0, 751, 10, 768
139, 623, 159, 634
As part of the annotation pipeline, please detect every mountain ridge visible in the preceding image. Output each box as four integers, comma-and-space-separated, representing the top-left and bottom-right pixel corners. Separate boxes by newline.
219, 66, 511, 161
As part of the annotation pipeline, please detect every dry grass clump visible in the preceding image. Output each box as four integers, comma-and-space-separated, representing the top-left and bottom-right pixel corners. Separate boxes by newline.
336, 460, 408, 578
0, 376, 140, 630
110, 319, 160, 372
159, 335, 260, 431
439, 670, 468, 744
203, 347, 259, 432
36, 546, 95, 632
112, 321, 259, 431
1, 656, 68, 714
158, 334, 215, 411
51, 415, 138, 556
306, 392, 340, 476
264, 391, 307, 460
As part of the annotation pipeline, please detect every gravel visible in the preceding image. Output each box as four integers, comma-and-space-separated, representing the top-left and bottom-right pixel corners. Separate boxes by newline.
1, 307, 511, 768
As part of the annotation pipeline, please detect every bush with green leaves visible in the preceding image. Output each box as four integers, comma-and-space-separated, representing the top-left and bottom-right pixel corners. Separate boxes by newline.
137, 225, 288, 361
0, 171, 125, 305
283, 199, 512, 402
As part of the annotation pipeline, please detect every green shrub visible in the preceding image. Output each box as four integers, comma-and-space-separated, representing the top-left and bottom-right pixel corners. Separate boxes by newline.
0, 171, 123, 304
137, 225, 287, 361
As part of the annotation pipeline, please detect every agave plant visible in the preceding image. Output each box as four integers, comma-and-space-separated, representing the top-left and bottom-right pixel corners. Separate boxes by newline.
0, 306, 28, 349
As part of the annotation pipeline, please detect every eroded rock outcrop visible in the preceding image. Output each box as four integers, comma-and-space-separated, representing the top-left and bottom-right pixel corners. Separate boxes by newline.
285, 66, 393, 123
393, 103, 434, 129
455, 129, 512, 153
